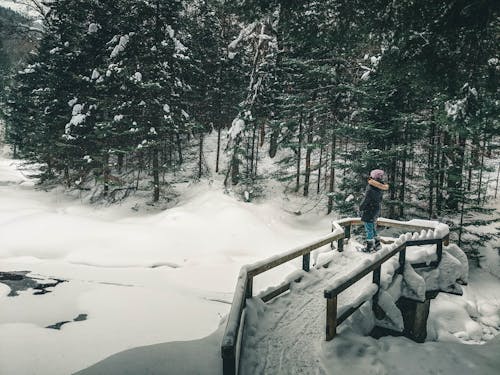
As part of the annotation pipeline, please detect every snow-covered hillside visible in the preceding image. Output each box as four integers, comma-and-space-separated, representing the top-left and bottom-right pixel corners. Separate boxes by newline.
0, 0, 37, 17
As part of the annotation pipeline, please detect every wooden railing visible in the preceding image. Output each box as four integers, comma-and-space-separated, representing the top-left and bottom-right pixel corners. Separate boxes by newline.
324, 235, 449, 341
221, 218, 449, 375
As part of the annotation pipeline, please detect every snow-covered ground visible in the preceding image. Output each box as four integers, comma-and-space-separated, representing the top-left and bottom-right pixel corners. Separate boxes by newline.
0, 139, 499, 374
0, 148, 332, 374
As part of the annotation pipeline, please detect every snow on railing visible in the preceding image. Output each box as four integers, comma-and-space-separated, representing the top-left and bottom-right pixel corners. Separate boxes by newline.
221, 218, 466, 375
323, 218, 467, 341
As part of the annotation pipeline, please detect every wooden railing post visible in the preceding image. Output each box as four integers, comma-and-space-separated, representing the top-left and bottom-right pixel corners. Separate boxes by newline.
246, 277, 253, 299
326, 296, 338, 341
303, 253, 310, 272
222, 346, 236, 375
337, 224, 350, 253
398, 245, 406, 274
436, 239, 443, 263
372, 265, 384, 319
331, 222, 335, 249
345, 224, 351, 240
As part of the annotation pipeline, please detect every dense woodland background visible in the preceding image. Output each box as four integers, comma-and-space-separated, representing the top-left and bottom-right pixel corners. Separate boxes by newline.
0, 0, 499, 258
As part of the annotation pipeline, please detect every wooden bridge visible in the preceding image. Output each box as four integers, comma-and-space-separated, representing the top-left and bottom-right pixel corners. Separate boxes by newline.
220, 218, 466, 375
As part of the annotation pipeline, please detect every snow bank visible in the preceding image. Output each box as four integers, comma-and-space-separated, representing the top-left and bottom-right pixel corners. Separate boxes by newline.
74, 324, 224, 375
321, 332, 500, 375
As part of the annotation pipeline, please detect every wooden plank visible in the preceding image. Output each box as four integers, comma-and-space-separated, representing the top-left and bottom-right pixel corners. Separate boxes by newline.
221, 272, 248, 350
376, 219, 434, 231
326, 296, 338, 341
248, 232, 344, 277
260, 278, 301, 303
260, 283, 292, 303
406, 239, 439, 247
337, 218, 362, 227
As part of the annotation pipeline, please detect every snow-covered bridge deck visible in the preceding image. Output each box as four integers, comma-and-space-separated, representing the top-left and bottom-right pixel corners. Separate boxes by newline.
239, 244, 373, 374
221, 218, 468, 375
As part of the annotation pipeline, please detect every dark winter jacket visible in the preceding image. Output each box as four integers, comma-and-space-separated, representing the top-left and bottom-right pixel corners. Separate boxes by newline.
359, 178, 389, 222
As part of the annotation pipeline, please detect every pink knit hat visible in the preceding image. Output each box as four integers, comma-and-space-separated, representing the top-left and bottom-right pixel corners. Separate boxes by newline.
370, 169, 385, 180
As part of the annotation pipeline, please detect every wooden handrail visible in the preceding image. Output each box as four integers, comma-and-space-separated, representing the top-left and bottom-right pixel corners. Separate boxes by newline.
323, 235, 448, 341
221, 218, 449, 375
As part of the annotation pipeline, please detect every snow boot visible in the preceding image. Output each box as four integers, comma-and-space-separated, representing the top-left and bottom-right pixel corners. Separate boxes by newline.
374, 237, 382, 251
363, 239, 375, 253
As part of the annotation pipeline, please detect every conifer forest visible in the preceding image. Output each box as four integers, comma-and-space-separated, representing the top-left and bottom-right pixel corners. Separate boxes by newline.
1, 0, 499, 257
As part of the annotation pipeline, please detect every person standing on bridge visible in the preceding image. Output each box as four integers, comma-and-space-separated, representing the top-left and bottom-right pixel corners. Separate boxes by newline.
359, 169, 389, 252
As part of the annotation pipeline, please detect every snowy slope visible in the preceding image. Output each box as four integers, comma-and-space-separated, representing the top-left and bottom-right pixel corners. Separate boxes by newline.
0, 0, 37, 17
0, 153, 333, 375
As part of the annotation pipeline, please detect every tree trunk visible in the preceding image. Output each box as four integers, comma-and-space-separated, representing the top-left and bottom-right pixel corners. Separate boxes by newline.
176, 133, 183, 165
198, 133, 204, 179
303, 115, 313, 197
317, 145, 323, 194
231, 152, 239, 185
103, 153, 110, 197
295, 114, 303, 192
260, 123, 265, 147
152, 147, 160, 202
437, 131, 446, 215
64, 165, 70, 188
254, 137, 259, 178
168, 134, 173, 168
495, 162, 500, 199
389, 157, 397, 218
269, 127, 278, 158
216, 126, 222, 173
477, 137, 486, 205
445, 132, 466, 210
428, 122, 436, 218
250, 122, 257, 179
117, 154, 124, 174
399, 127, 407, 218
224, 135, 241, 187
327, 134, 336, 214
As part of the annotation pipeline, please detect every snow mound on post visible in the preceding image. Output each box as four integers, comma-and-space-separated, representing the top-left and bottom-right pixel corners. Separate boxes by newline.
402, 264, 426, 301
376, 290, 404, 332
380, 257, 399, 289
444, 244, 468, 284
438, 252, 464, 294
